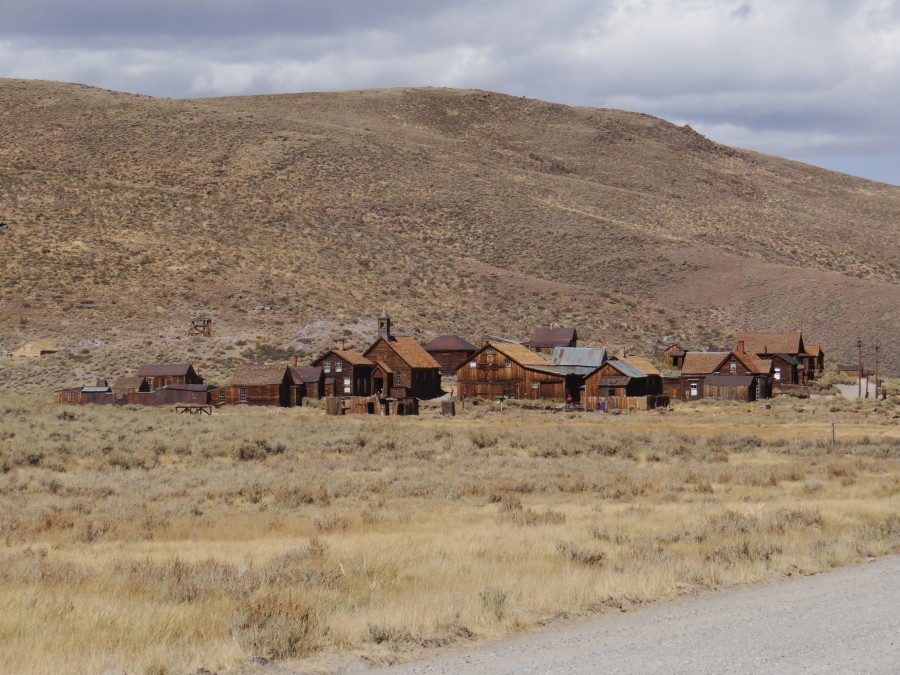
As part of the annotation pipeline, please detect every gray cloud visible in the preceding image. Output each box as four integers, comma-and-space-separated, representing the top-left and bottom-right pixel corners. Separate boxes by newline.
2, 0, 899, 184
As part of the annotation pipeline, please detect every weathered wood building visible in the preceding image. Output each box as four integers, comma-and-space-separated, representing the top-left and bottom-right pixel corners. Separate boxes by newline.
10, 340, 58, 358
457, 340, 567, 400
290, 365, 324, 400
362, 313, 442, 399
654, 342, 686, 368
136, 363, 204, 391
668, 350, 772, 401
422, 335, 478, 375
220, 364, 294, 406
734, 331, 821, 381
312, 348, 374, 397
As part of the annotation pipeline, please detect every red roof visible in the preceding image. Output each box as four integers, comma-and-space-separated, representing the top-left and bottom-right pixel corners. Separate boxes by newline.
423, 335, 478, 352
530, 327, 577, 348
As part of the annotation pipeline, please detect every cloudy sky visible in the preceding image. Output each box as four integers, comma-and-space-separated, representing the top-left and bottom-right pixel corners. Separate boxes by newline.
3, 0, 900, 185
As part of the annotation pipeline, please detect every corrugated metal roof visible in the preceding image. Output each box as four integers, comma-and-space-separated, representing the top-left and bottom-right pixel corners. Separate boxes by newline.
550, 347, 607, 368
423, 335, 478, 352
606, 359, 647, 379
81, 386, 111, 393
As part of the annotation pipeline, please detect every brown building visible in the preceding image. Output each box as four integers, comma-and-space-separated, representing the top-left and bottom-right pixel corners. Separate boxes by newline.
290, 365, 324, 400
10, 340, 58, 358
654, 342, 686, 368
312, 349, 374, 397
220, 364, 294, 406
733, 331, 821, 381
362, 313, 442, 399
136, 363, 203, 391
583, 358, 661, 398
671, 350, 771, 401
422, 335, 478, 375
457, 340, 566, 400
111, 376, 149, 394
529, 326, 577, 354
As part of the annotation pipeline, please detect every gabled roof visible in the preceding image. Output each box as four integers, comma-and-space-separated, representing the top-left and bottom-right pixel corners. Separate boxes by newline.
366, 336, 441, 369
681, 352, 729, 374
735, 332, 804, 356
530, 326, 577, 348
290, 366, 323, 383
731, 351, 772, 375
137, 363, 194, 377
623, 355, 660, 376
550, 347, 607, 369
81, 385, 111, 393
373, 360, 394, 374
231, 364, 290, 386
111, 376, 146, 390
770, 353, 801, 367
806, 344, 823, 357
11, 340, 58, 355
422, 335, 478, 352
484, 340, 551, 367
313, 349, 373, 367
605, 359, 648, 379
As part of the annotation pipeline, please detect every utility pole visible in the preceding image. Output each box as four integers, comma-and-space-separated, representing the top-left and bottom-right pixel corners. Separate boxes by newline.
857, 338, 863, 398
874, 340, 880, 399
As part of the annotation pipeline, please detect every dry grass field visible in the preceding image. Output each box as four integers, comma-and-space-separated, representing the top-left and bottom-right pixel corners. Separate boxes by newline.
1, 78, 899, 387
2, 392, 899, 674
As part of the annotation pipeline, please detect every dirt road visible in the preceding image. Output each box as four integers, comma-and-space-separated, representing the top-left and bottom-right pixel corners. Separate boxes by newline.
378, 556, 900, 674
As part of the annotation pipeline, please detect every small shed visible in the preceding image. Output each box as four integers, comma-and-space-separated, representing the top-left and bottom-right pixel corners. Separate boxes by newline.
423, 335, 478, 375
290, 366, 324, 401
11, 341, 58, 358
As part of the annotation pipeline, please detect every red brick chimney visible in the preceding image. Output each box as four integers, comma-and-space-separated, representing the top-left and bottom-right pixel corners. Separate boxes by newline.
737, 340, 745, 354
290, 355, 298, 367
337, 339, 345, 351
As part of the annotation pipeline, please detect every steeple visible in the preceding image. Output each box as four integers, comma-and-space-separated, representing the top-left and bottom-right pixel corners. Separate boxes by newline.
377, 310, 392, 341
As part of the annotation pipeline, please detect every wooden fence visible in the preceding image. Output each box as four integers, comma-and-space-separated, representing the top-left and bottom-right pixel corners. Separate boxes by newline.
324, 396, 419, 416
582, 395, 669, 412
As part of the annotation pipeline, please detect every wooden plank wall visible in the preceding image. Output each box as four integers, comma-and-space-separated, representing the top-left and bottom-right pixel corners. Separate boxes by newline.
582, 395, 670, 411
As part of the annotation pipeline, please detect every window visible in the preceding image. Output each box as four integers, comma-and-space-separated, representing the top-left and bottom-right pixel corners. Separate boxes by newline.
335, 361, 343, 372
531, 382, 539, 389
343, 377, 351, 387
469, 361, 477, 368
323, 361, 331, 373
396, 372, 402, 386
218, 390, 226, 404
504, 358, 512, 368
486, 347, 495, 356
729, 360, 737, 373
774, 367, 782, 381
689, 382, 698, 397
239, 387, 247, 403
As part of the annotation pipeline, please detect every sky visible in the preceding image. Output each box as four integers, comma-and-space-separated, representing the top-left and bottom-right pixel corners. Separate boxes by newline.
2, 0, 900, 185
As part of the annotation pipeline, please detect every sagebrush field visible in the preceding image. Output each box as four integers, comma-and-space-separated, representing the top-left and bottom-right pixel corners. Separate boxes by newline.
1, 393, 899, 674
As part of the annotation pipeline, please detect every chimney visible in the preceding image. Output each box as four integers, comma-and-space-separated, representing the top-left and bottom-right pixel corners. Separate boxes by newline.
618, 347, 626, 359
290, 354, 298, 367
378, 311, 392, 341
337, 339, 345, 351
737, 340, 745, 354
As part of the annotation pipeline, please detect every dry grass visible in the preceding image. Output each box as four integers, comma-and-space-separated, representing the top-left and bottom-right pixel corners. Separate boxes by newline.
1, 392, 899, 673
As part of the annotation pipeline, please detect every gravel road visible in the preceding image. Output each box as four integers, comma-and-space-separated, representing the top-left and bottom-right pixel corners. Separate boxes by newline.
377, 556, 900, 674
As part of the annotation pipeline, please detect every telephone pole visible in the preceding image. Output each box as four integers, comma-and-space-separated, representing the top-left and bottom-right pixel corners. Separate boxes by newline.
874, 340, 880, 399
857, 338, 863, 398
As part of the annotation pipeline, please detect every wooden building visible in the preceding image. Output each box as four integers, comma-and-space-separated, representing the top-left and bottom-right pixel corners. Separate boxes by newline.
362, 313, 442, 399
654, 342, 686, 368
733, 331, 821, 381
312, 349, 374, 397
548, 347, 608, 402
806, 345, 825, 379
583, 359, 660, 398
529, 326, 577, 354
290, 365, 324, 400
769, 353, 803, 385
457, 340, 567, 400
11, 340, 58, 358
220, 364, 294, 406
136, 363, 203, 391
111, 376, 149, 394
671, 350, 771, 401
422, 335, 478, 375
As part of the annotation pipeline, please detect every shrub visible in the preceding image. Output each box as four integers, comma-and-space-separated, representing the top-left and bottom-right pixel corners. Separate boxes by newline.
229, 591, 324, 659
479, 586, 508, 620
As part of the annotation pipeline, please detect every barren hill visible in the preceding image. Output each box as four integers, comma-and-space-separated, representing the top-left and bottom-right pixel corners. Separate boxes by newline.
1, 78, 898, 387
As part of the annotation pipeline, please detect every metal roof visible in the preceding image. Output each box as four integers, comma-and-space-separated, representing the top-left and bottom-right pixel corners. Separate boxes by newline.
550, 347, 607, 369
81, 386, 111, 393
605, 358, 647, 379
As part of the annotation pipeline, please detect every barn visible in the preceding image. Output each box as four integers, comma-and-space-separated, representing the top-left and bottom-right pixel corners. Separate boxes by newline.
457, 340, 566, 400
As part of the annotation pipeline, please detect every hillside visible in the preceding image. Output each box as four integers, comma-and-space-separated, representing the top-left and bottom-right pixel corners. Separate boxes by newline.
1, 78, 898, 387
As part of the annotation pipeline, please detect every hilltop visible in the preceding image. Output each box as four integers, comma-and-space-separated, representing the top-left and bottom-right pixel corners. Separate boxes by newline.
1, 78, 898, 387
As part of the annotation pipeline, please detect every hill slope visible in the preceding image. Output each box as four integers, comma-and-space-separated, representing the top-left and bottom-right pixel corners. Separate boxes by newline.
1, 79, 898, 386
